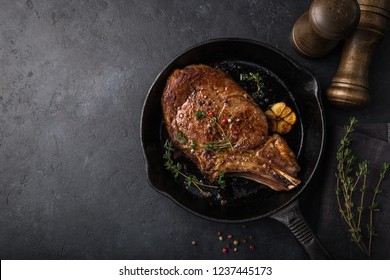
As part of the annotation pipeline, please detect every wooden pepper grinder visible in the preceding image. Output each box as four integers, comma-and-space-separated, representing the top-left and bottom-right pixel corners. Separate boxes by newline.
291, 0, 360, 57
327, 0, 390, 109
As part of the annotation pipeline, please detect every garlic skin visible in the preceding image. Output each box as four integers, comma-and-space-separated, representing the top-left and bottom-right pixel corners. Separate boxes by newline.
265, 102, 297, 134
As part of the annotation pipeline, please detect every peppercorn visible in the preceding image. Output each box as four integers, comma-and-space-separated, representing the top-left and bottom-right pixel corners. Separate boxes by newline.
218, 236, 224, 241
222, 247, 228, 254
191, 240, 197, 246
249, 245, 255, 251
221, 118, 228, 124
227, 234, 233, 239
233, 240, 239, 246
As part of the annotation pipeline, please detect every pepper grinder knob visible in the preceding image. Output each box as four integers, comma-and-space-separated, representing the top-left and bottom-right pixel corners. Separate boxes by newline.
291, 0, 360, 57
326, 0, 390, 109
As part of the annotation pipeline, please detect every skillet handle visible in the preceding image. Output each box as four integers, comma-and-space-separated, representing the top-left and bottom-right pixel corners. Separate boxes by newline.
270, 200, 332, 259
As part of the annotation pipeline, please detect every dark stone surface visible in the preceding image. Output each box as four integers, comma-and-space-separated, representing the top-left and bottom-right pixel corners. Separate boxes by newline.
1, 0, 389, 259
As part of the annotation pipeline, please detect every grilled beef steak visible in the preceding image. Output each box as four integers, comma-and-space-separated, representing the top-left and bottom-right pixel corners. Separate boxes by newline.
162, 64, 300, 191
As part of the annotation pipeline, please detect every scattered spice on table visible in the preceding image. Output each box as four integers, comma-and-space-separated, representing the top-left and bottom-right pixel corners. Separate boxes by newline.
192, 228, 257, 254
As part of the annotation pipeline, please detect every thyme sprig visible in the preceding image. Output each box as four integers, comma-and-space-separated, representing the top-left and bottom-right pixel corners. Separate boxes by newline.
194, 112, 235, 152
212, 119, 234, 151
163, 140, 226, 197
240, 72, 264, 98
203, 139, 231, 152
335, 117, 389, 257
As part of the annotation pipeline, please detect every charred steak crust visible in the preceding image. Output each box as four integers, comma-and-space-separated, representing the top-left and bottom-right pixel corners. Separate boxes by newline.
162, 64, 301, 191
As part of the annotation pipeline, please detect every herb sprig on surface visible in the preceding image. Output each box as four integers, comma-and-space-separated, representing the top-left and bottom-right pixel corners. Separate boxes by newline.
205, 117, 234, 152
163, 140, 226, 197
194, 111, 235, 153
240, 72, 264, 98
336, 117, 389, 257
203, 139, 231, 152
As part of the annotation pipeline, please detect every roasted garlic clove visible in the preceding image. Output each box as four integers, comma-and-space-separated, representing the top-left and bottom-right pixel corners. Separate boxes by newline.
265, 102, 297, 134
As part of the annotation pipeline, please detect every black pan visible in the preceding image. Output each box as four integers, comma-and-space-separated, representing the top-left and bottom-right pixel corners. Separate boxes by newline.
141, 38, 330, 259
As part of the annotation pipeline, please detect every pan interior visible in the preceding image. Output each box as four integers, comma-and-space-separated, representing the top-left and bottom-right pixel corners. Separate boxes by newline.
142, 39, 323, 222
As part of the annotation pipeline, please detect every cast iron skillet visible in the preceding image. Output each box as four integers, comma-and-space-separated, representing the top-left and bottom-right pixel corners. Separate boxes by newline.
141, 38, 330, 259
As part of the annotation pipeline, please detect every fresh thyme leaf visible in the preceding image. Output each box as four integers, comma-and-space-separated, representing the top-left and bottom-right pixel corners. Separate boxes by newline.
380, 162, 389, 179
177, 131, 187, 144
185, 174, 198, 188
240, 72, 263, 85
211, 116, 218, 124
195, 111, 206, 120
239, 73, 250, 81
217, 172, 226, 189
203, 142, 217, 152
164, 140, 175, 154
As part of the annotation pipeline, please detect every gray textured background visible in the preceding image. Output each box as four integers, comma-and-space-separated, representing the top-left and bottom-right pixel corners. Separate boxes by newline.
1, 0, 389, 259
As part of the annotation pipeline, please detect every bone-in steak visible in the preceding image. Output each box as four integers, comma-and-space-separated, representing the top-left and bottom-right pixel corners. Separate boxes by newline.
162, 64, 300, 191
